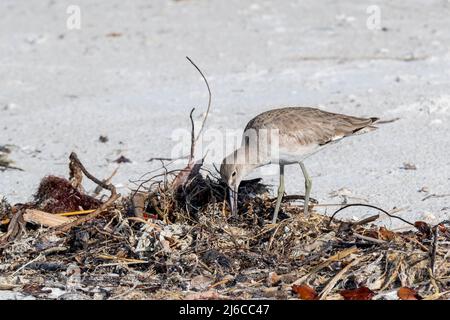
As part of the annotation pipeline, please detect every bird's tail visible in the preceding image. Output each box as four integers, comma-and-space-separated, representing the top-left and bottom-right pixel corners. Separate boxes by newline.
351, 117, 379, 135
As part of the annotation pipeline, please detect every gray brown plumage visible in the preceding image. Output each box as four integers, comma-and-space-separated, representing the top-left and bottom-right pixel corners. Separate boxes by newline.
244, 107, 379, 147
220, 106, 379, 222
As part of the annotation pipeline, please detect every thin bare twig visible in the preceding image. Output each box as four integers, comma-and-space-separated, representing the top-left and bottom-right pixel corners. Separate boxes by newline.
328, 203, 415, 227
92, 166, 119, 197
422, 193, 450, 201
146, 57, 211, 164
186, 56, 211, 144
430, 226, 439, 276
148, 156, 188, 162
351, 214, 380, 227
0, 208, 25, 245
320, 256, 363, 299
353, 233, 387, 244
189, 108, 196, 163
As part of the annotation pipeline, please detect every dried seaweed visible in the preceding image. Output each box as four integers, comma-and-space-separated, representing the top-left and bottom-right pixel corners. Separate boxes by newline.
0, 154, 448, 300
34, 176, 101, 213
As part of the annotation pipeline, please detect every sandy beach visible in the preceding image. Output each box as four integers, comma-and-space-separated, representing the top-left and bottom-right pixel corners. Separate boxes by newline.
1, 0, 449, 228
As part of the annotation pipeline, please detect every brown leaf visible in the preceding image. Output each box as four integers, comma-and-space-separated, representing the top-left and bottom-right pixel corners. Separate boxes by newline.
22, 284, 51, 295
437, 224, 447, 233
363, 229, 380, 239
190, 275, 213, 291
267, 272, 282, 286
414, 221, 431, 238
398, 287, 422, 300
292, 284, 318, 300
379, 227, 396, 241
339, 286, 375, 300
184, 290, 226, 300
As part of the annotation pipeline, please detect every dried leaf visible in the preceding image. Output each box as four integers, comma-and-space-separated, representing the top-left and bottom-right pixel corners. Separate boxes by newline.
414, 221, 431, 238
190, 275, 213, 291
379, 227, 396, 241
398, 287, 422, 300
22, 284, 51, 295
362, 229, 379, 239
292, 284, 318, 300
437, 224, 447, 233
267, 272, 282, 286
339, 286, 375, 300
184, 290, 225, 300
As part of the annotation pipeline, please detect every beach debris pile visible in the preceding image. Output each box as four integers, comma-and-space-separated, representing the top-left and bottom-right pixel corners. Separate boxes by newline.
0, 152, 448, 300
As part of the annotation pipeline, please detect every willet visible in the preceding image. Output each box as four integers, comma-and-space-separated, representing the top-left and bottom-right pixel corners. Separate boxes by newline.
220, 107, 379, 223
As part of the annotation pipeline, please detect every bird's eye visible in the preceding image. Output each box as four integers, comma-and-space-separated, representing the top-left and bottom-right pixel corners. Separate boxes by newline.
231, 171, 236, 177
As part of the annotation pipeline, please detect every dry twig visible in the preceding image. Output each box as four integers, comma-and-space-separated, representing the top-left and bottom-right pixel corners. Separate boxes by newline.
54, 152, 119, 233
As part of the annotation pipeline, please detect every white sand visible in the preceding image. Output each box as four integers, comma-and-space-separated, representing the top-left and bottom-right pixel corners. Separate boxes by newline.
1, 0, 449, 228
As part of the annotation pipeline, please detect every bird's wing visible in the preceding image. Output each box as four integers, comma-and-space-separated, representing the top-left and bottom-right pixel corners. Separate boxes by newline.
284, 108, 378, 146
245, 107, 378, 147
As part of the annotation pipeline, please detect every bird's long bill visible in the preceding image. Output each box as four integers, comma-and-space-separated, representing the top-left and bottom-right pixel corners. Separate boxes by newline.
229, 185, 238, 216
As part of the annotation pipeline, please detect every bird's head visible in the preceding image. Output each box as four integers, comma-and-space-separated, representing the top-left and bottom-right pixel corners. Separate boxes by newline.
220, 148, 256, 216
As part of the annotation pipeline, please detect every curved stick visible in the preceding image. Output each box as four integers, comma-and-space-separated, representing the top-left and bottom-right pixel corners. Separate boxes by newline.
328, 203, 415, 227
186, 56, 211, 144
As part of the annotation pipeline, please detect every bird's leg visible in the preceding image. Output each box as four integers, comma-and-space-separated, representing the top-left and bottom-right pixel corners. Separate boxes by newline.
299, 162, 312, 216
272, 164, 285, 223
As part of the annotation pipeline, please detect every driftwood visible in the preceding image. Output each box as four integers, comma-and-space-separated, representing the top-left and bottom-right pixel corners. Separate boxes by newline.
23, 209, 74, 227
0, 207, 25, 245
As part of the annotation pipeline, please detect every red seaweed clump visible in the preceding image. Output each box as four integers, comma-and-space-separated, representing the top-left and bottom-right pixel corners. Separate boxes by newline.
34, 176, 101, 213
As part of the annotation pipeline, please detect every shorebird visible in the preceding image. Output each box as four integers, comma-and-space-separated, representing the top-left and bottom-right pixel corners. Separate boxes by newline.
220, 107, 379, 223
